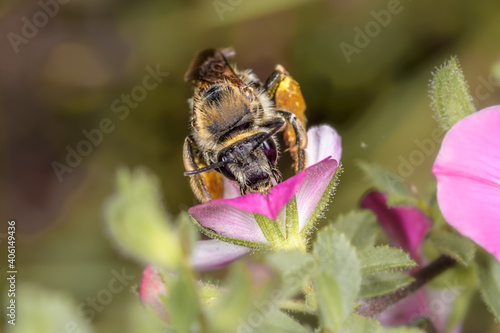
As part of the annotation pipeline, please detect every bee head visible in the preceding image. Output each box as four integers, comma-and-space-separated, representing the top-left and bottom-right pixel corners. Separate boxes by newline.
217, 134, 280, 195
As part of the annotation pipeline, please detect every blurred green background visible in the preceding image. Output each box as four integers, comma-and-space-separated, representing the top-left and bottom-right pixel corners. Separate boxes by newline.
2, 0, 500, 331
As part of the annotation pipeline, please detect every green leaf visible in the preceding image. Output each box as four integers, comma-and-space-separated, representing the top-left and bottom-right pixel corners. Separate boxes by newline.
313, 229, 361, 331
382, 327, 426, 333
360, 271, 414, 298
359, 246, 416, 275
430, 56, 476, 131
341, 314, 380, 333
386, 192, 419, 207
197, 281, 221, 307
427, 232, 476, 265
177, 210, 200, 253
332, 210, 378, 251
357, 161, 416, 205
163, 271, 200, 333
257, 310, 312, 333
341, 314, 425, 333
475, 250, 500, 320
210, 261, 279, 332
160, 272, 200, 333
265, 250, 314, 298
210, 261, 253, 330
444, 288, 475, 332
104, 167, 182, 269
314, 272, 343, 329
6, 283, 94, 333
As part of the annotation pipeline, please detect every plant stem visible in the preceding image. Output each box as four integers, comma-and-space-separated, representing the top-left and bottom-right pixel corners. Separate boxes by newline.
280, 300, 316, 314
356, 254, 457, 317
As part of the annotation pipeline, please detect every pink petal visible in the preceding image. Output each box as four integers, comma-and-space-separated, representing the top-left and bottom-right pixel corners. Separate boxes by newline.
361, 191, 432, 265
380, 284, 460, 331
433, 106, 500, 262
139, 265, 168, 322
189, 202, 268, 243
223, 177, 240, 199
305, 125, 342, 166
379, 290, 429, 326
205, 171, 305, 221
297, 158, 339, 229
191, 239, 252, 271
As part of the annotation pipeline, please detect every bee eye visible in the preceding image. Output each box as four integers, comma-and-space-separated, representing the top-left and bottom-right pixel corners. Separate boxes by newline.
263, 140, 277, 164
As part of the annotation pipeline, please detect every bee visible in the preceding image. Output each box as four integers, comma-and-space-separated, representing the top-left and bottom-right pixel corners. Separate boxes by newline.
183, 48, 308, 203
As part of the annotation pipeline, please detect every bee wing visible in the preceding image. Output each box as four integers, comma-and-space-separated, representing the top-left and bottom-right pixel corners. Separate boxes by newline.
184, 48, 246, 88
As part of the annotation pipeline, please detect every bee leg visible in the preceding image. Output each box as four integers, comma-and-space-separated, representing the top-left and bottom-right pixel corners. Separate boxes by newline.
276, 111, 308, 173
183, 136, 223, 203
264, 65, 307, 126
272, 169, 283, 184
239, 185, 248, 197
264, 66, 308, 173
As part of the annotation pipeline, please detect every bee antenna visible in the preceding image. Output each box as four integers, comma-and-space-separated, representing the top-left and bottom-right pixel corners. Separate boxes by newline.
251, 121, 284, 152
184, 159, 232, 176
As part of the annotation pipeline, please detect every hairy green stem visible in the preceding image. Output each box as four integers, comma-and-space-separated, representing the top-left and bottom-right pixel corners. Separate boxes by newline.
280, 300, 316, 314
356, 255, 457, 317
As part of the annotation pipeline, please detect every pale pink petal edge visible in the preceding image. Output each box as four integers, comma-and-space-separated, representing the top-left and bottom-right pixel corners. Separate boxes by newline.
191, 239, 252, 271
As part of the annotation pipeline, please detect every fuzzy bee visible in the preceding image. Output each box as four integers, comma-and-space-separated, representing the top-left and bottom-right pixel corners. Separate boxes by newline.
183, 48, 308, 203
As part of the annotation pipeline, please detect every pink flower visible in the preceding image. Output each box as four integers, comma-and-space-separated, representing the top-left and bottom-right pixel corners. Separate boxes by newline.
361, 192, 459, 332
139, 265, 168, 322
361, 192, 435, 327
361, 191, 432, 266
432, 105, 500, 262
190, 125, 342, 271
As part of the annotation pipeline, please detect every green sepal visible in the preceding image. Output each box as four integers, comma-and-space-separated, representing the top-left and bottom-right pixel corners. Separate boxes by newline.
285, 196, 300, 242
301, 163, 343, 237
430, 56, 476, 131
254, 213, 285, 249
189, 214, 271, 250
